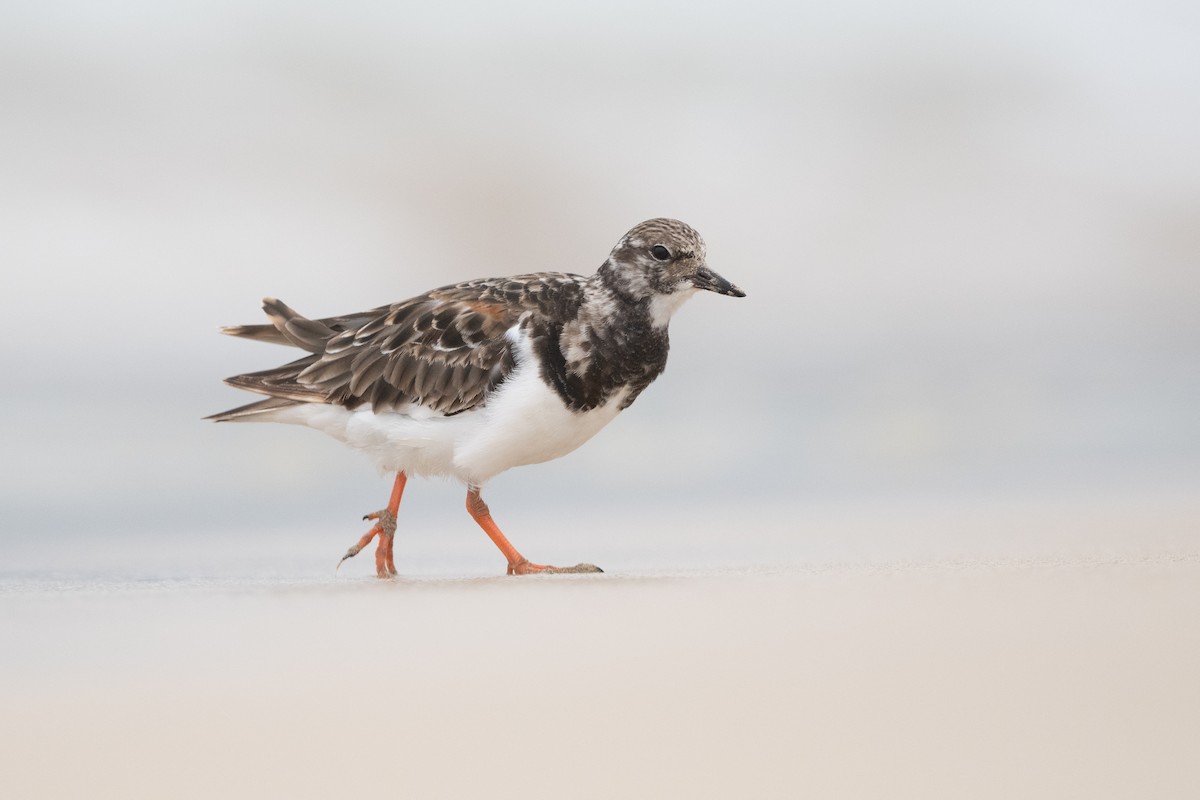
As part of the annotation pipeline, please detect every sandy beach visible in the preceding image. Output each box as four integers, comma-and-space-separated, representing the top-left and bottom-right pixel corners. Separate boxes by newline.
4, 493, 1198, 799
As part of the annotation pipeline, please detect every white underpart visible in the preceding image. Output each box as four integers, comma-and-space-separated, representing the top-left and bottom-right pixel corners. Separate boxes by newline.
258, 325, 630, 487
648, 283, 699, 327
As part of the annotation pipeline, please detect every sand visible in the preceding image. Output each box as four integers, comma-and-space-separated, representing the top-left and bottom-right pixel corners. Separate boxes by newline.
3, 494, 1199, 799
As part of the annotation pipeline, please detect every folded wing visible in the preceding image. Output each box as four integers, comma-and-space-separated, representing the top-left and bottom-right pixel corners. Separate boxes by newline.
209, 274, 586, 420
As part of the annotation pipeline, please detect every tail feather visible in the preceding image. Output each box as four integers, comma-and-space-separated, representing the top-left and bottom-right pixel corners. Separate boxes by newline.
219, 322, 290, 346
220, 297, 335, 353
261, 297, 337, 354
210, 297, 370, 422
220, 355, 327, 402
205, 395, 303, 422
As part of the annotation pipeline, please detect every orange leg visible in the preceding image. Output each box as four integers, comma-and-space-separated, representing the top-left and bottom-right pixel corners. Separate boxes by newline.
338, 472, 407, 578
465, 488, 602, 576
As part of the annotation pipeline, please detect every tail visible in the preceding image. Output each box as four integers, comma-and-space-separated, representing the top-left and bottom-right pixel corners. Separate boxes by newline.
205, 395, 303, 423
219, 297, 341, 353
209, 298, 338, 421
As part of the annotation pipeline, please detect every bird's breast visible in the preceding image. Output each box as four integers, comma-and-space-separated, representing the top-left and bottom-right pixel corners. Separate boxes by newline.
451, 332, 631, 484
528, 308, 669, 413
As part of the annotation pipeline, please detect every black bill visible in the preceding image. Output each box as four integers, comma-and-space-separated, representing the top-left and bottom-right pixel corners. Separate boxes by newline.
692, 266, 746, 297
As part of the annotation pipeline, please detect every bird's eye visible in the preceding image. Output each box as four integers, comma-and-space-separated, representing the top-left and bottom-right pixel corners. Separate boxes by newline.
650, 245, 671, 261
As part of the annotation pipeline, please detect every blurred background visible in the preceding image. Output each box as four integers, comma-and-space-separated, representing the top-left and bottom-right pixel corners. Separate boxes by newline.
1, 0, 1197, 577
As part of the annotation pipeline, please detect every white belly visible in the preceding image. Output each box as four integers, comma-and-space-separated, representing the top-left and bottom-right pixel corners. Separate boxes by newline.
259, 330, 628, 486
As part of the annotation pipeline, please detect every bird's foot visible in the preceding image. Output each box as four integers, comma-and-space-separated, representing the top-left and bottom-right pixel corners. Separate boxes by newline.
507, 559, 603, 576
337, 509, 398, 578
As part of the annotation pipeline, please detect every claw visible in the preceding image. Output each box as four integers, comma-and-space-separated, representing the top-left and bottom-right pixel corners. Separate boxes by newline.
335, 509, 399, 578
336, 525, 380, 573
336, 472, 408, 578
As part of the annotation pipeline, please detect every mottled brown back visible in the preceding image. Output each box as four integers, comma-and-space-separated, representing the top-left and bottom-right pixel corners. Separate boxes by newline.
211, 273, 588, 419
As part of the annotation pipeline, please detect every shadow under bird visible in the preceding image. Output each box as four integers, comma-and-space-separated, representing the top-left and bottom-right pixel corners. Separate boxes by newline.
208, 218, 745, 576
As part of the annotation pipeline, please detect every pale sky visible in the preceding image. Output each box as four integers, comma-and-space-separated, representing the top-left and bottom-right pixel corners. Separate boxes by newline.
1, 0, 1197, 545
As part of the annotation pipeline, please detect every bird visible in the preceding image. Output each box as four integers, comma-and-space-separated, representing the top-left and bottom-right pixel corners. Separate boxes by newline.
208, 218, 745, 577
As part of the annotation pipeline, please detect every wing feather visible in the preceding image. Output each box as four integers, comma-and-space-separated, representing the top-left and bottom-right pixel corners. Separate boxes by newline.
211, 273, 587, 418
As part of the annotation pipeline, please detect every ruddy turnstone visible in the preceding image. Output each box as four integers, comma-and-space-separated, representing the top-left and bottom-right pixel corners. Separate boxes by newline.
209, 218, 745, 577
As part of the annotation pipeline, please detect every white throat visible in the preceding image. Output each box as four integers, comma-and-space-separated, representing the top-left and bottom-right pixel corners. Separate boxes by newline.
648, 285, 699, 328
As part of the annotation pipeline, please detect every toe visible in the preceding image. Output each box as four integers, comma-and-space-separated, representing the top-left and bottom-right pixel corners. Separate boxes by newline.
510, 561, 603, 575
554, 563, 604, 574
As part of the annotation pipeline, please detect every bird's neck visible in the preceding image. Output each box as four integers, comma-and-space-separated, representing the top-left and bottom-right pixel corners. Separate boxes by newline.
593, 259, 652, 307
531, 270, 670, 413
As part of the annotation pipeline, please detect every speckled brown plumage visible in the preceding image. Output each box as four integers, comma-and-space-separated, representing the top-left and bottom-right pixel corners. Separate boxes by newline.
212, 274, 586, 417
208, 218, 745, 578
209, 218, 744, 423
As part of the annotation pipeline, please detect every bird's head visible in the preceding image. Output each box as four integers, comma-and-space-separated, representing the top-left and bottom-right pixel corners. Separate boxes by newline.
600, 218, 745, 325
